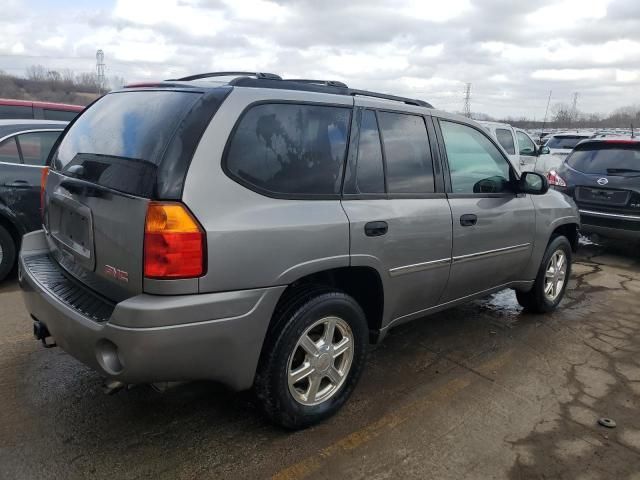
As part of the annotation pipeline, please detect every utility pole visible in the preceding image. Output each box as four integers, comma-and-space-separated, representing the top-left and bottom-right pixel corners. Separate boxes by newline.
463, 83, 471, 118
541, 90, 552, 140
96, 49, 105, 95
570, 92, 579, 127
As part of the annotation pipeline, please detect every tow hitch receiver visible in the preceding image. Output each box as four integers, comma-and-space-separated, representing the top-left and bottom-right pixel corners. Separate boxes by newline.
32, 318, 57, 348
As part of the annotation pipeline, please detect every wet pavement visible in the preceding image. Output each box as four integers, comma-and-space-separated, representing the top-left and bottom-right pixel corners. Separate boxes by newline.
1, 243, 640, 479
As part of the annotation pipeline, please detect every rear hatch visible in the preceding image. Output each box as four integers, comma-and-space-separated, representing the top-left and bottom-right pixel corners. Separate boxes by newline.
43, 87, 229, 302
563, 141, 640, 215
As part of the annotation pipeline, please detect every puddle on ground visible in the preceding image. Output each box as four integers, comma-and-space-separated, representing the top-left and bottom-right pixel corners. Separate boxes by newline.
477, 289, 523, 316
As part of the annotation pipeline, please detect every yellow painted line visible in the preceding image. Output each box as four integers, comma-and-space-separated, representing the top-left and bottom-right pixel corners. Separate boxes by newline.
272, 350, 513, 480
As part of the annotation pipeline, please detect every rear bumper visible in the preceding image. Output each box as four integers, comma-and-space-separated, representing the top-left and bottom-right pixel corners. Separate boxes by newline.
579, 209, 640, 241
19, 230, 285, 390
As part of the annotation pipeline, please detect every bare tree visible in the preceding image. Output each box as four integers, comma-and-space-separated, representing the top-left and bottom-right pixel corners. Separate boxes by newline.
25, 65, 47, 81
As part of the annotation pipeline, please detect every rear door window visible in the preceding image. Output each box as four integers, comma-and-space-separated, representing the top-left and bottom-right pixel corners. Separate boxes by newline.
353, 110, 385, 194
516, 131, 536, 155
0, 105, 33, 119
43, 109, 78, 121
225, 103, 351, 196
16, 131, 61, 166
53, 90, 202, 196
567, 144, 640, 175
378, 111, 434, 194
0, 137, 20, 164
496, 128, 516, 155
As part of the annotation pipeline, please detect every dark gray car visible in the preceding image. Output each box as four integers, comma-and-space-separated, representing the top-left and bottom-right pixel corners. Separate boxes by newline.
0, 120, 66, 280
18, 73, 580, 428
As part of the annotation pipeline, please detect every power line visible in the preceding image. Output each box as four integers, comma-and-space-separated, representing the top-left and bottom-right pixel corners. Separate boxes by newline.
463, 83, 471, 118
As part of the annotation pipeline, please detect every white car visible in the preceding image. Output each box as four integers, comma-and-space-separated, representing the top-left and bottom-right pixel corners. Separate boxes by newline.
535, 132, 594, 174
479, 121, 539, 172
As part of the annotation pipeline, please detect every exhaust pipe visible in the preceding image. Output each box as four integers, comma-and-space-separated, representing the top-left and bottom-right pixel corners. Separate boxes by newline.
32, 319, 56, 348
102, 379, 127, 395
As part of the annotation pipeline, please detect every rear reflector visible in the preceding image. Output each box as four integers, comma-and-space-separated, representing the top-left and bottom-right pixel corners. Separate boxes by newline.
40, 167, 49, 218
144, 202, 205, 279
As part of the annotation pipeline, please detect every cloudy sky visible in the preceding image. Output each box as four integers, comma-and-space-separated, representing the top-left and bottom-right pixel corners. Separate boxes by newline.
1, 0, 639, 118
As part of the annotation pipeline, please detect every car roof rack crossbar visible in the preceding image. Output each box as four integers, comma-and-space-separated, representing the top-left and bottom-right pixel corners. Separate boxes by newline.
349, 89, 433, 108
170, 71, 283, 82
284, 79, 349, 88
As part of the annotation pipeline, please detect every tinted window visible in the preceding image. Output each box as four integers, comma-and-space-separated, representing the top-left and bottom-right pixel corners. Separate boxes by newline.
53, 91, 201, 196
17, 131, 61, 166
0, 105, 33, 119
440, 121, 512, 194
378, 112, 434, 194
0, 137, 20, 164
496, 128, 515, 155
226, 103, 350, 196
547, 135, 589, 149
516, 131, 536, 155
567, 143, 640, 175
43, 109, 78, 121
354, 110, 384, 194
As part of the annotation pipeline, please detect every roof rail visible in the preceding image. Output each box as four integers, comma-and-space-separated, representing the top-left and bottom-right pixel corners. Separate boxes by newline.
284, 79, 349, 88
349, 89, 433, 108
169, 71, 282, 82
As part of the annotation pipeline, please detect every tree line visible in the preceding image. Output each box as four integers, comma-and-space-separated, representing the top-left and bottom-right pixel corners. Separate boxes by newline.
0, 65, 126, 105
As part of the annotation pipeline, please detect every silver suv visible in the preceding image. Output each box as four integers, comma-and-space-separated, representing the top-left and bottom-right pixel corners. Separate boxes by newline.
19, 72, 580, 428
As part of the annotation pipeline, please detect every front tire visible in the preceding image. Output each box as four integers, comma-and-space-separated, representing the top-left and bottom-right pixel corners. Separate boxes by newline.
516, 235, 572, 313
254, 290, 368, 429
0, 225, 16, 282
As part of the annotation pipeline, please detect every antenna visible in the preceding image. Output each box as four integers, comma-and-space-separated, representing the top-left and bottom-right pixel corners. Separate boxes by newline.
96, 49, 105, 95
463, 83, 471, 118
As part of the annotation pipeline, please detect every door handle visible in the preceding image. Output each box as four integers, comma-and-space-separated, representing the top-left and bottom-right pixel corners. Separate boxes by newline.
460, 214, 478, 227
4, 180, 30, 188
365, 221, 388, 237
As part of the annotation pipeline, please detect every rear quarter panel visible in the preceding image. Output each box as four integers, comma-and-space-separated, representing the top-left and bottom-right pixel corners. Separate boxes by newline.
524, 189, 580, 279
183, 88, 353, 293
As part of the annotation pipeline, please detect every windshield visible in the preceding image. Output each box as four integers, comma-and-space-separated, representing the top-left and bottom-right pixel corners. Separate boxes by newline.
546, 135, 590, 150
566, 143, 640, 175
53, 90, 201, 196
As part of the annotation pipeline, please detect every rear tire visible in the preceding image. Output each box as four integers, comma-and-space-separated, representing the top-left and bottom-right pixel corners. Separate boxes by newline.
516, 236, 572, 313
254, 289, 368, 429
0, 225, 16, 282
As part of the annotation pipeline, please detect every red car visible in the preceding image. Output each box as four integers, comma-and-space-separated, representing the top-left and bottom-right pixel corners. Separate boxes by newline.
0, 99, 83, 122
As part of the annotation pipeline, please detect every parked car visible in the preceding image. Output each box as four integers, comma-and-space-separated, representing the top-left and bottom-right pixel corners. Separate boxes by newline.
19, 73, 579, 429
0, 99, 83, 122
0, 120, 67, 281
535, 132, 594, 174
549, 137, 640, 242
479, 121, 539, 172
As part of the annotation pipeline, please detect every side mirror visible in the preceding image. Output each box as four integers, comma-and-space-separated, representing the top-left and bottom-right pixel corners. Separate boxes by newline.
519, 171, 549, 195
539, 146, 550, 155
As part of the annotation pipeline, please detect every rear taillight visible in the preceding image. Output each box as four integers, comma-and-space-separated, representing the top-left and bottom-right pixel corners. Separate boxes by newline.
143, 202, 206, 279
40, 167, 49, 218
547, 169, 567, 187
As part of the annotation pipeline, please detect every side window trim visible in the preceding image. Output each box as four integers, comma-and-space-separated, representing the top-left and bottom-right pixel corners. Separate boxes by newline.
222, 99, 354, 200
0, 135, 23, 165
434, 117, 518, 197
373, 110, 390, 195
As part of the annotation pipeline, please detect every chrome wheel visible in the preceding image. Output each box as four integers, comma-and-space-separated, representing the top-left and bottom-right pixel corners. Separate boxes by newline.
287, 316, 354, 406
544, 250, 567, 301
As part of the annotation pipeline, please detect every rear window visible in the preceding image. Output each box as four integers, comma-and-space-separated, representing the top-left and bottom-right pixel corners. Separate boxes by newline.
0, 105, 33, 119
43, 109, 78, 121
547, 135, 589, 149
53, 91, 201, 196
225, 103, 351, 197
567, 143, 640, 175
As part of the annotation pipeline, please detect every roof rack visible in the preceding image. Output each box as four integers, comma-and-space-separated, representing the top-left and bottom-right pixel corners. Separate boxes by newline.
284, 79, 349, 88
168, 72, 433, 109
169, 71, 282, 82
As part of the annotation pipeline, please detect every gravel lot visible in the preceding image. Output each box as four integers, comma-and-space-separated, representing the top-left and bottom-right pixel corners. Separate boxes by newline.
1, 242, 640, 479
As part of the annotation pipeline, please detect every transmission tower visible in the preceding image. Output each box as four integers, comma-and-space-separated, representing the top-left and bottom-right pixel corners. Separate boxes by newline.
96, 49, 105, 95
570, 92, 579, 124
463, 83, 471, 118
